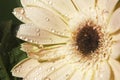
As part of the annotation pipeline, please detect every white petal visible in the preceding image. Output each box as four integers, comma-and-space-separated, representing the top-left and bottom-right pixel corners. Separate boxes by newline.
97, 0, 118, 19
69, 12, 86, 30
24, 7, 70, 37
17, 23, 68, 44
47, 64, 76, 80
11, 58, 40, 77
20, 43, 40, 53
97, 0, 118, 12
110, 41, 120, 59
36, 46, 69, 61
25, 45, 69, 61
20, 0, 71, 23
94, 0, 118, 24
94, 61, 111, 80
108, 8, 120, 33
21, 0, 43, 7
20, 43, 68, 61
70, 69, 85, 80
72, 0, 95, 13
109, 58, 120, 80
84, 69, 94, 80
24, 59, 68, 80
13, 7, 31, 23
21, 0, 52, 13
112, 33, 120, 41
40, 0, 77, 18
72, 0, 98, 24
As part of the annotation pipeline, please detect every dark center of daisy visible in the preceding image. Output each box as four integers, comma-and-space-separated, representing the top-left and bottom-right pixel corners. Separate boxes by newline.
76, 26, 100, 55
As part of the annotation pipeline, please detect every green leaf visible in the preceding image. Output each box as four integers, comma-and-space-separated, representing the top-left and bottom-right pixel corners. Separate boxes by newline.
9, 46, 27, 69
0, 21, 27, 80
0, 0, 22, 24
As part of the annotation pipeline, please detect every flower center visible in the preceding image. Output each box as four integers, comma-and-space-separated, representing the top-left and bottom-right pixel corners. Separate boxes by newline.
76, 26, 100, 55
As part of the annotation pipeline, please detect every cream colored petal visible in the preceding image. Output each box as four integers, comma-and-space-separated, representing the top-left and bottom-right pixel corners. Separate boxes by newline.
24, 59, 68, 80
97, 0, 118, 12
11, 58, 40, 77
97, 0, 118, 20
36, 46, 69, 61
13, 7, 31, 23
109, 58, 120, 80
20, 42, 63, 54
17, 23, 69, 45
21, 0, 53, 13
20, 0, 70, 23
84, 69, 94, 80
112, 33, 120, 41
21, 0, 77, 19
20, 42, 67, 61
94, 0, 118, 25
21, 0, 43, 7
20, 43, 41, 53
40, 0, 77, 18
25, 45, 69, 61
47, 64, 76, 80
24, 7, 70, 37
110, 41, 120, 60
70, 69, 85, 80
71, 0, 98, 25
94, 61, 111, 80
72, 0, 95, 13
108, 8, 120, 33
69, 12, 86, 30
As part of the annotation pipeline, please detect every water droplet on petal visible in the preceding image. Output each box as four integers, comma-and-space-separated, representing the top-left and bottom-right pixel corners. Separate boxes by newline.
37, 33, 40, 36
62, 33, 65, 36
23, 37, 27, 40
34, 77, 37, 80
18, 66, 22, 68
36, 29, 41, 36
19, 36, 23, 39
38, 67, 42, 70
36, 29, 40, 32
19, 16, 23, 20
100, 74, 103, 78
38, 45, 43, 48
13, 12, 16, 15
29, 39, 33, 43
14, 66, 22, 73
44, 77, 51, 80
24, 38, 28, 41
33, 0, 37, 2
45, 17, 50, 21
51, 29, 55, 33
49, 38, 54, 44
50, 67, 55, 71
14, 69, 20, 73
20, 9, 24, 14
47, 66, 55, 72
48, 0, 53, 5
65, 14, 68, 17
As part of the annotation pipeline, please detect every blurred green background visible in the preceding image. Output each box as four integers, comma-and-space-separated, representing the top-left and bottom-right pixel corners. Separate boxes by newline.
0, 0, 27, 80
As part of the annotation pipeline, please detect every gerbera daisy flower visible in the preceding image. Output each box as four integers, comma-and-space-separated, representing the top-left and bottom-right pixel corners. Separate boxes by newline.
11, 0, 120, 80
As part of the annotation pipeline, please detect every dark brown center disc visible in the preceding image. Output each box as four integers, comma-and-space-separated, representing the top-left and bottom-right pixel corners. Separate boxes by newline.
76, 26, 100, 55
